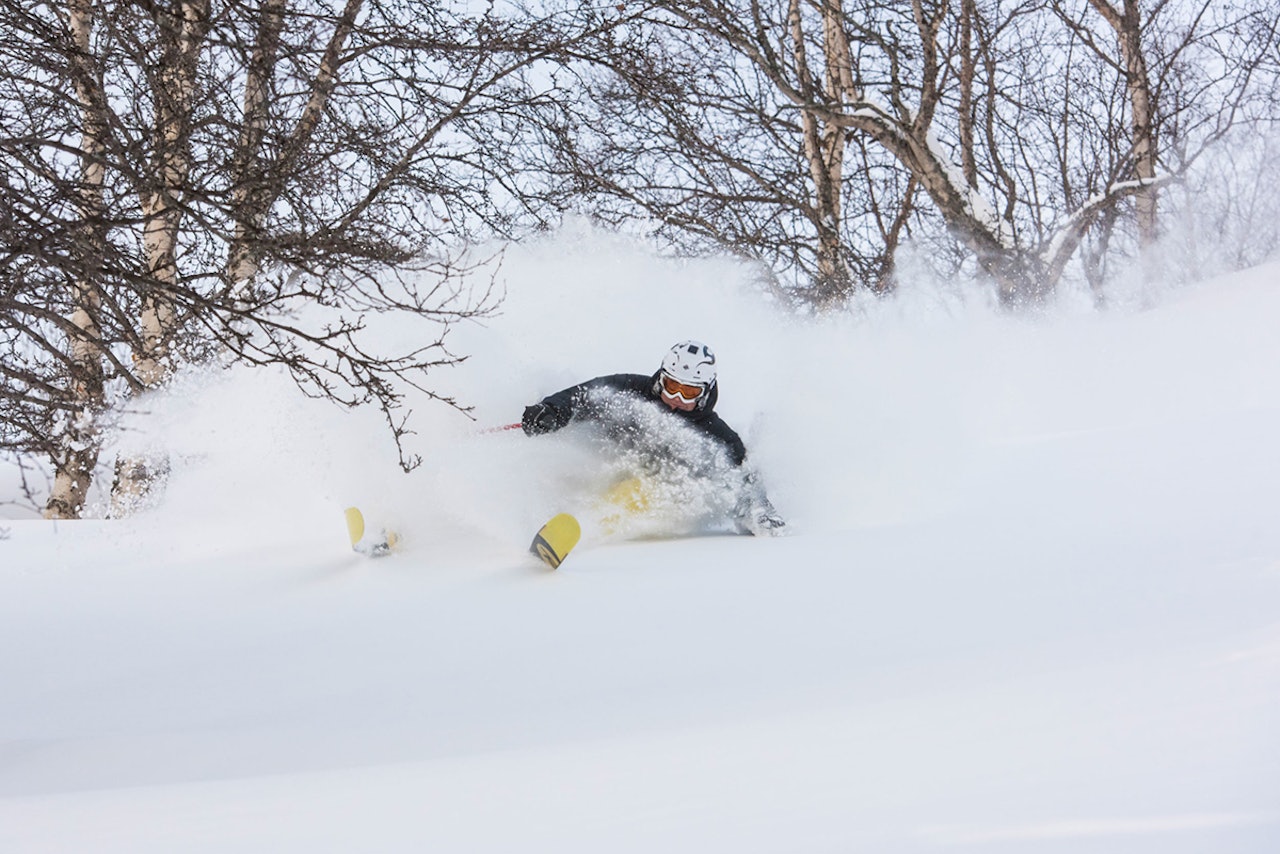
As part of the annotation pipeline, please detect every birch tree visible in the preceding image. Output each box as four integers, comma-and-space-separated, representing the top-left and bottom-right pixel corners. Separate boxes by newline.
1082, 0, 1158, 245
563, 0, 1279, 303
788, 0, 858, 299
2, 0, 618, 516
550, 0, 915, 304
47, 0, 109, 518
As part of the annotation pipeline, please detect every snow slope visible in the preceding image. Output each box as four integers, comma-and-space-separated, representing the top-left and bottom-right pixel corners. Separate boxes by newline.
2, 229, 1279, 852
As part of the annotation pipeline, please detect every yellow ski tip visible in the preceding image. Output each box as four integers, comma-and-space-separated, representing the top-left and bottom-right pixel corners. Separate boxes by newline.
530, 512, 581, 569
346, 506, 399, 557
344, 506, 365, 547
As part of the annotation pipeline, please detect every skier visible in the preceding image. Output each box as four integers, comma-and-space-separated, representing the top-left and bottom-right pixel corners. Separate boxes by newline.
521, 340, 787, 536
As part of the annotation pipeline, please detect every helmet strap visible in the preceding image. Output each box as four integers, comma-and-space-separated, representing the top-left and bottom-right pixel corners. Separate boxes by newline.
695, 379, 715, 410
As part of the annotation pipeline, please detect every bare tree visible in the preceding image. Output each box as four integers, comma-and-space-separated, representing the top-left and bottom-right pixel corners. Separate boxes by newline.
1, 0, 621, 516
548, 0, 916, 305
561, 0, 1279, 303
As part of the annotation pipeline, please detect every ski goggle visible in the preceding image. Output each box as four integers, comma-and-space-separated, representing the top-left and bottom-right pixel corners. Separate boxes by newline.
660, 372, 706, 401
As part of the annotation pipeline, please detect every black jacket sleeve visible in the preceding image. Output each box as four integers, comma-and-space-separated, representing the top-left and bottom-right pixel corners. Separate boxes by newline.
530, 372, 748, 467
536, 374, 652, 427
688, 411, 747, 466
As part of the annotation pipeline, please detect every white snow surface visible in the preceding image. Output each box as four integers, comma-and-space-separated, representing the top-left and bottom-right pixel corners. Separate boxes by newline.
2, 229, 1279, 852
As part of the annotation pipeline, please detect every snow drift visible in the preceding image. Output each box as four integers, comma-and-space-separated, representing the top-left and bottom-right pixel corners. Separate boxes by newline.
2, 227, 1278, 853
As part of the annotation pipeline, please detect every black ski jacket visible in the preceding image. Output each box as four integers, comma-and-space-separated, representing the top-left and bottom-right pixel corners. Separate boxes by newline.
533, 372, 747, 466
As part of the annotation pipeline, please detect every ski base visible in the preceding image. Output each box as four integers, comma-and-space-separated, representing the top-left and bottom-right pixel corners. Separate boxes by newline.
345, 506, 399, 557
530, 512, 581, 569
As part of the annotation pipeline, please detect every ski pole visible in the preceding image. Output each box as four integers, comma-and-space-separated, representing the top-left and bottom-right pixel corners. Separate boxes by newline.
476, 421, 522, 435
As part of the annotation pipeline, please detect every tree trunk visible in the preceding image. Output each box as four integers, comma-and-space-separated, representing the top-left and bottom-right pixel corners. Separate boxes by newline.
958, 0, 978, 189
226, 0, 287, 292
46, 0, 107, 519
790, 0, 855, 304
1088, 0, 1158, 245
225, 0, 361, 297
111, 0, 210, 515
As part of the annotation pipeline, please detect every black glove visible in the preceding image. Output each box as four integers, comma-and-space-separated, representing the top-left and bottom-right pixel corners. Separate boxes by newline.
522, 402, 565, 436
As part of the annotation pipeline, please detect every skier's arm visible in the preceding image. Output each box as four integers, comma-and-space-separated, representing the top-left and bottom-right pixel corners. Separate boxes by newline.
697, 413, 747, 467
522, 374, 649, 436
521, 380, 594, 435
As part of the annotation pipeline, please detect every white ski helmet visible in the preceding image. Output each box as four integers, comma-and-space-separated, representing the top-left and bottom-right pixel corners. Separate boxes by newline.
656, 340, 717, 411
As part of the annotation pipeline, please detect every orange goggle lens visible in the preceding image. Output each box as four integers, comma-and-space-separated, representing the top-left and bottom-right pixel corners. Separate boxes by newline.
661, 374, 706, 400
